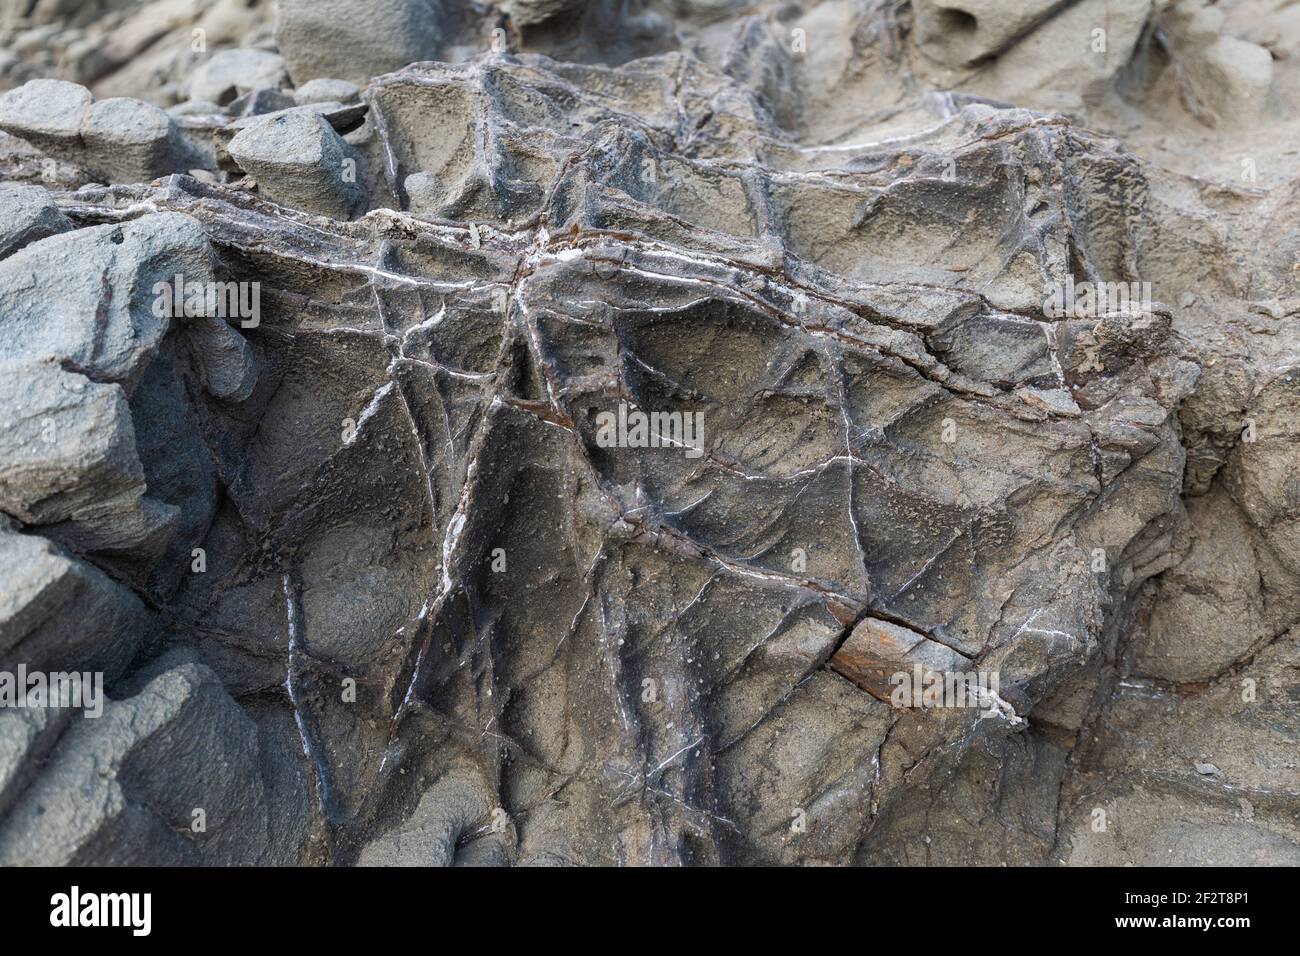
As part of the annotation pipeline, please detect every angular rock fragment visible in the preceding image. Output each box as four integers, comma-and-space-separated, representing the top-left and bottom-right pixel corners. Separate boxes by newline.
508, 0, 585, 28
0, 361, 173, 562
911, 0, 1061, 67
0, 79, 204, 183
0, 655, 312, 866
274, 0, 445, 87
0, 518, 150, 680
0, 182, 71, 259
358, 773, 507, 866
0, 707, 72, 822
293, 78, 362, 106
226, 87, 298, 118
82, 96, 205, 183
226, 107, 367, 218
1162, 2, 1276, 125
0, 212, 217, 385
184, 317, 258, 403
0, 77, 90, 153
189, 48, 290, 106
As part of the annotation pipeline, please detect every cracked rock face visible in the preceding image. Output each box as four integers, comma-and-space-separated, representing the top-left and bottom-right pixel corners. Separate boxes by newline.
0, 0, 1296, 866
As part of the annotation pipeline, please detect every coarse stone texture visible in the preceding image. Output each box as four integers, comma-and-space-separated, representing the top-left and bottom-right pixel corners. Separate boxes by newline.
189, 48, 289, 106
0, 182, 71, 259
0, 0, 1295, 868
0, 652, 313, 866
0, 79, 205, 182
273, 0, 446, 87
294, 78, 361, 106
226, 107, 367, 219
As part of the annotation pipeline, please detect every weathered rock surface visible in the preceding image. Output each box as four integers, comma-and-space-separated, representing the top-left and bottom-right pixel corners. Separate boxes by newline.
0, 79, 205, 182
274, 0, 445, 87
0, 182, 70, 258
226, 107, 366, 218
0, 0, 1295, 868
0, 212, 217, 384
0, 653, 314, 865
294, 78, 361, 107
190, 48, 289, 106
0, 517, 150, 680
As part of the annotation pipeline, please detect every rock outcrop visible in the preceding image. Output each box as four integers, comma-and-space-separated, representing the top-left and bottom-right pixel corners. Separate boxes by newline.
0, 0, 1295, 868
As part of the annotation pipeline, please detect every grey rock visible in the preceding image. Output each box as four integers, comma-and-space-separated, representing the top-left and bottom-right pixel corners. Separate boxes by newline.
1160, 3, 1276, 126
189, 48, 289, 106
0, 655, 312, 866
185, 317, 258, 404
0, 78, 91, 153
0, 182, 71, 260
912, 0, 1060, 67
0, 212, 216, 385
0, 362, 143, 528
274, 0, 444, 87
169, 99, 224, 117
226, 107, 366, 218
227, 87, 299, 117
81, 96, 204, 183
0, 518, 150, 680
403, 170, 446, 218
358, 773, 506, 866
0, 707, 72, 821
508, 0, 585, 28
0, 1, 1297, 871
1192, 36, 1275, 122
0, 360, 176, 566
0, 79, 203, 183
293, 78, 362, 106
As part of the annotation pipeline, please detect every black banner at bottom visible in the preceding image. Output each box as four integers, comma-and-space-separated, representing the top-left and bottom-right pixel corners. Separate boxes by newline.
0, 865, 1277, 942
